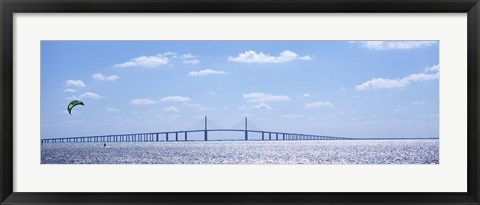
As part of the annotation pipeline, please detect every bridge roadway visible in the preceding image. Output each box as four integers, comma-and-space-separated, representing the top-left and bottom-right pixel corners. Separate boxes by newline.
41, 116, 437, 143
40, 128, 356, 143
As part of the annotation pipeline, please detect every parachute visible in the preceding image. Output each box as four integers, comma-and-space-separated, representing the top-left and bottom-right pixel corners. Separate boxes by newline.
67, 100, 84, 115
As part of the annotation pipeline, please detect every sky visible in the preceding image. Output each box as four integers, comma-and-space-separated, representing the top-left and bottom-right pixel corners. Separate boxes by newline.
41, 41, 439, 139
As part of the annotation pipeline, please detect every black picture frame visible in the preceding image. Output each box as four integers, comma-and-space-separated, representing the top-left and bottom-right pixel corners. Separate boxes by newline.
1, 0, 479, 204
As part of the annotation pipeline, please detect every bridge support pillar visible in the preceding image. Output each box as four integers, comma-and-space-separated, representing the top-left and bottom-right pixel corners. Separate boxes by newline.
244, 117, 248, 141
205, 116, 208, 141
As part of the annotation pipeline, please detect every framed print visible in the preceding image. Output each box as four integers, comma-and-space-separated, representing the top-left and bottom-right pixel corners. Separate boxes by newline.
39, 40, 440, 165
1, 0, 479, 204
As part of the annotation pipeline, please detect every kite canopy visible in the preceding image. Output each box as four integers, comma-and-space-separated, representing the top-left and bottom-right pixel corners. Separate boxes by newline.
67, 100, 84, 115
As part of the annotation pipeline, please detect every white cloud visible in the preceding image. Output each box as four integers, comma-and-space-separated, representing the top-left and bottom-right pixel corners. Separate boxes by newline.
114, 53, 172, 68
228, 50, 312, 64
356, 71, 439, 90
305, 101, 334, 109
181, 54, 200, 65
66, 92, 102, 100
163, 52, 177, 56
251, 103, 272, 110
238, 103, 272, 110
130, 98, 156, 105
66, 96, 78, 100
65, 80, 85, 87
160, 96, 191, 102
356, 78, 409, 90
188, 69, 228, 77
63, 88, 77, 93
242, 92, 290, 102
424, 64, 440, 72
163, 106, 180, 112
106, 107, 119, 112
355, 41, 437, 50
199, 107, 216, 111
79, 92, 102, 100
114, 52, 201, 68
298, 56, 313, 61
298, 93, 310, 97
403, 72, 439, 82
206, 91, 216, 95
92, 73, 119, 82
184, 103, 211, 111
412, 101, 425, 105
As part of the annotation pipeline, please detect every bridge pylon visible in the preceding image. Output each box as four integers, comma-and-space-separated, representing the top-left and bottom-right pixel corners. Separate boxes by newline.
245, 117, 248, 141
204, 116, 208, 141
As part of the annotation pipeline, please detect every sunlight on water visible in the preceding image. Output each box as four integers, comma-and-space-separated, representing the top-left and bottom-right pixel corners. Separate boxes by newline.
41, 140, 439, 164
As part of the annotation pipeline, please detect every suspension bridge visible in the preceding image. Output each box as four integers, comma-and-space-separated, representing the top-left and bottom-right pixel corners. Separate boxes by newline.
41, 116, 434, 143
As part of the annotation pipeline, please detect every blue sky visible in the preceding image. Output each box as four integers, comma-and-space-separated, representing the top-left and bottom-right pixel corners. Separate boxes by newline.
41, 41, 439, 139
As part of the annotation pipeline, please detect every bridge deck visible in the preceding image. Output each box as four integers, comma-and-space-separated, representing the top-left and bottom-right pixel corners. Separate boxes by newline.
41, 128, 435, 143
41, 117, 437, 143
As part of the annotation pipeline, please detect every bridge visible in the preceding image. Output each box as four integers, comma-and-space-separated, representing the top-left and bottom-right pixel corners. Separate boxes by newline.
41, 116, 435, 143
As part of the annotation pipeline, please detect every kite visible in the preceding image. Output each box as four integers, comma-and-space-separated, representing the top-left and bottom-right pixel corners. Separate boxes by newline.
67, 100, 84, 115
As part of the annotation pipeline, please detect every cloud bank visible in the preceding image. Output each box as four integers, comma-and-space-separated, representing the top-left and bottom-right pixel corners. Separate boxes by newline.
353, 41, 437, 50
242, 92, 290, 102
188, 69, 228, 77
228, 50, 312, 64
92, 73, 119, 81
355, 64, 439, 90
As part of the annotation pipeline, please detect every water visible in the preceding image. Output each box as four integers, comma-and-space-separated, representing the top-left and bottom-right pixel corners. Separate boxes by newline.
41, 140, 439, 164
